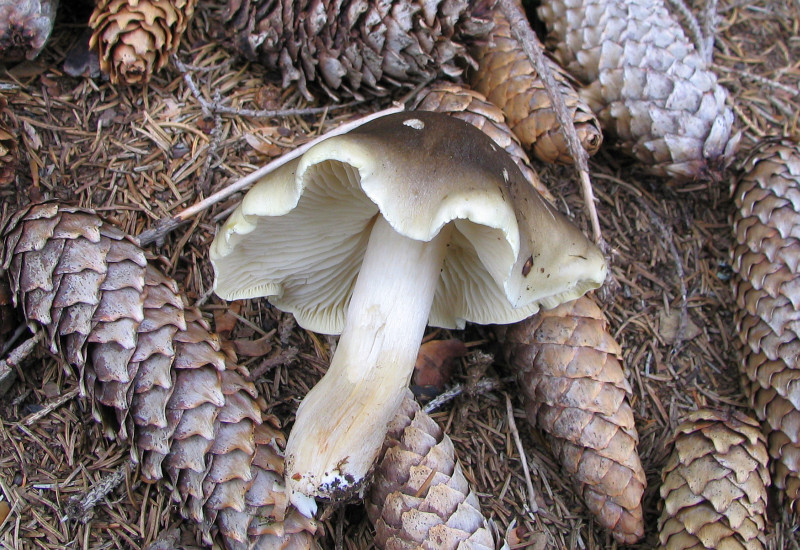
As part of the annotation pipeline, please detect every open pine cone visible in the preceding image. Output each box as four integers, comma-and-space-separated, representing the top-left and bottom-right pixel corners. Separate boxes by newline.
499, 294, 646, 544
658, 409, 770, 550
366, 389, 495, 550
469, 0, 602, 165
89, 0, 198, 84
0, 93, 18, 186
224, 0, 495, 100
731, 139, 800, 513
0, 0, 57, 62
415, 81, 555, 203
1, 203, 318, 550
537, 0, 738, 179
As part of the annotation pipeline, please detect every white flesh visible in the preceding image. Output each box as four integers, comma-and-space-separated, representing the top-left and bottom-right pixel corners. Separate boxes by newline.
285, 215, 451, 514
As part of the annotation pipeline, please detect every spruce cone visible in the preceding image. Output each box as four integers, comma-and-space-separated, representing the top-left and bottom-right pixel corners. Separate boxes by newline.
0, 0, 57, 62
658, 409, 770, 550
537, 0, 738, 179
1, 203, 318, 549
415, 81, 555, 203
469, 1, 602, 165
499, 295, 646, 544
89, 0, 198, 84
731, 139, 800, 513
366, 389, 494, 550
224, 0, 495, 101
0, 93, 18, 186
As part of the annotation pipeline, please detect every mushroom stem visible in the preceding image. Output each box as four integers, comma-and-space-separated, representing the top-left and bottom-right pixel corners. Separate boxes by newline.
285, 215, 452, 513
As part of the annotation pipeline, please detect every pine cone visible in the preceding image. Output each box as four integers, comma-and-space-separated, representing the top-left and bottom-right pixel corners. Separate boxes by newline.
499, 295, 646, 544
468, 1, 602, 165
658, 409, 770, 550
1, 202, 318, 549
366, 389, 494, 550
731, 139, 800, 513
224, 0, 495, 101
537, 0, 738, 180
0, 0, 57, 62
89, 0, 198, 84
415, 81, 555, 204
0, 93, 18, 186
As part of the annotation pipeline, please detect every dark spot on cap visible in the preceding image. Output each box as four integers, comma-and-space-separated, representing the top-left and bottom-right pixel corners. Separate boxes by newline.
522, 255, 533, 276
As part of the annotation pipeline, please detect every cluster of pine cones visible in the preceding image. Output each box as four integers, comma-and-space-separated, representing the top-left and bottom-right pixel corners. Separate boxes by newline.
0, 0, 736, 179
1, 0, 798, 548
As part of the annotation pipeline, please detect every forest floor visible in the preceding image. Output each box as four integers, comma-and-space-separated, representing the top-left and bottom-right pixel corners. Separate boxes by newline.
1, 0, 799, 549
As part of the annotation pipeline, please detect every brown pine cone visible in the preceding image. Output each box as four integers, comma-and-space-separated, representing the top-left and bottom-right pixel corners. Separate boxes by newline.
499, 295, 646, 544
415, 81, 555, 204
469, 1, 602, 165
0, 0, 57, 62
224, 0, 494, 101
366, 389, 495, 550
537, 0, 738, 180
658, 409, 770, 550
0, 93, 18, 186
731, 139, 800, 513
1, 202, 318, 549
89, 0, 198, 84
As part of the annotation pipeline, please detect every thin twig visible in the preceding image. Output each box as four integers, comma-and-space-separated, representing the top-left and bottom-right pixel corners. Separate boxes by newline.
192, 286, 217, 309
22, 387, 80, 426
505, 393, 539, 514
176, 55, 212, 119
497, 0, 604, 250
197, 89, 225, 195
713, 64, 800, 96
731, 101, 766, 138
0, 324, 28, 357
0, 332, 43, 396
178, 58, 235, 73
137, 104, 405, 246
667, 0, 710, 62
247, 347, 299, 382
334, 506, 345, 550
172, 55, 363, 119
636, 195, 690, 354
701, 0, 719, 60
423, 377, 508, 414
62, 461, 132, 523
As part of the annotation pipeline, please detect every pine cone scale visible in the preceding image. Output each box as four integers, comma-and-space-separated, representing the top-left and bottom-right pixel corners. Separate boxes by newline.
538, 0, 737, 178
469, 2, 603, 164
226, 0, 493, 100
0, 0, 58, 61
367, 390, 494, 550
658, 410, 769, 549
9, 211, 61, 255
732, 140, 800, 511
17, 238, 65, 293
90, 0, 198, 84
502, 295, 646, 543
1, 204, 319, 549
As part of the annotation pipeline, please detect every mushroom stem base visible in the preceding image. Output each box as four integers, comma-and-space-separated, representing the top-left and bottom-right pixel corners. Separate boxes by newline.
285, 216, 451, 510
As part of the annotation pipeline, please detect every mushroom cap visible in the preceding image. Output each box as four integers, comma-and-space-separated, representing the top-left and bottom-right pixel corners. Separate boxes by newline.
210, 111, 606, 333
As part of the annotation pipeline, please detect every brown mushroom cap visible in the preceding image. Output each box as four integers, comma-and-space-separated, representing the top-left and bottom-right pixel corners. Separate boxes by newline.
211, 111, 606, 333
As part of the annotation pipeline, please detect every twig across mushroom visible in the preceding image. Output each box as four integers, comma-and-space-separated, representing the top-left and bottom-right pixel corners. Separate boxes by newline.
210, 111, 607, 515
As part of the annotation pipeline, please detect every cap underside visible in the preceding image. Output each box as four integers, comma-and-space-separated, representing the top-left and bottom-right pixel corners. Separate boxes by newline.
210, 112, 606, 333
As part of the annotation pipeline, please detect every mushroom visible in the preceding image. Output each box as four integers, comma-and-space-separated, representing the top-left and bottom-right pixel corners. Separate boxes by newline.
210, 111, 606, 515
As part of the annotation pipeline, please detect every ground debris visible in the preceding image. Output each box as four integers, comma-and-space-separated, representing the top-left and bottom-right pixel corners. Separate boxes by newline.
0, 0, 798, 548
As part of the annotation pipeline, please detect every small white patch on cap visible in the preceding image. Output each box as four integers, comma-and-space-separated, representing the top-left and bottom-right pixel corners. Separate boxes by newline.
502, 168, 509, 182
403, 118, 425, 130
